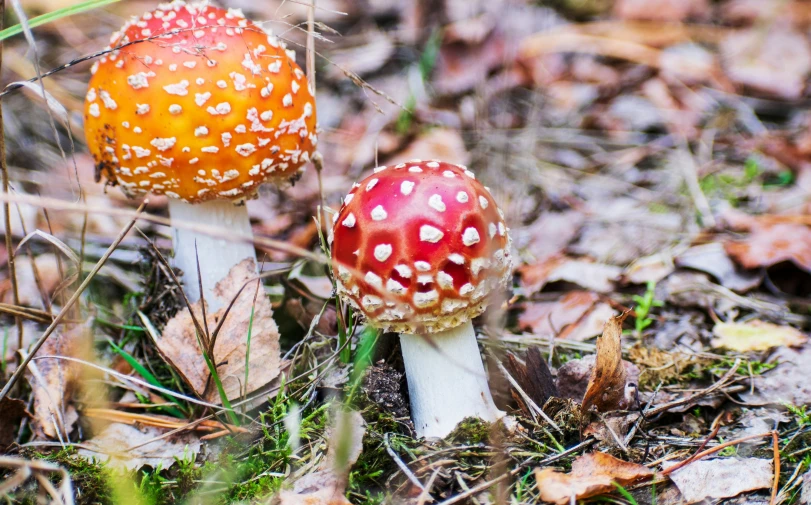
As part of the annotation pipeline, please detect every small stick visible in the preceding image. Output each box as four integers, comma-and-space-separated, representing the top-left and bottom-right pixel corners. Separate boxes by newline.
0, 201, 146, 400
771, 430, 780, 505
385, 433, 426, 492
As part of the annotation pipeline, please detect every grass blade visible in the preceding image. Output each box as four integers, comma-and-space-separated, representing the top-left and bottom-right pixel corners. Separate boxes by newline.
0, 0, 121, 41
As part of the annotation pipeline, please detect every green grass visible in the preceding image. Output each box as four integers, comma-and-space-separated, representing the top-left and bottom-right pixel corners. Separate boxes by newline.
1, 0, 121, 41
630, 281, 663, 335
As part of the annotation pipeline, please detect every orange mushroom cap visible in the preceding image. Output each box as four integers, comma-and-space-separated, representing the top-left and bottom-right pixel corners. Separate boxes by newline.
331, 160, 513, 334
84, 0, 317, 203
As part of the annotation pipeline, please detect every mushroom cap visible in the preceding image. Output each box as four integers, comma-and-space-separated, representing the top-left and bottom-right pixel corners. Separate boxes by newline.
84, 0, 317, 203
331, 160, 513, 334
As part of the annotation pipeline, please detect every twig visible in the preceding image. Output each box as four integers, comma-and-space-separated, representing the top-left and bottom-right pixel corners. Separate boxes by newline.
646, 358, 741, 417
385, 433, 426, 492
660, 431, 772, 477
496, 361, 561, 432
0, 201, 146, 400
771, 430, 780, 505
0, 0, 23, 359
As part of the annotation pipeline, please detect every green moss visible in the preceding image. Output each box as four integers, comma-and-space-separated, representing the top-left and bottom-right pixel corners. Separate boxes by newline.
447, 417, 492, 445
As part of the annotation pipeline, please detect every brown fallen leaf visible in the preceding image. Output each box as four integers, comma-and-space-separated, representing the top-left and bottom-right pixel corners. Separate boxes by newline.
278, 410, 366, 505
712, 320, 808, 352
518, 291, 617, 342
664, 457, 773, 504
519, 255, 622, 294
720, 23, 811, 100
742, 346, 811, 407
556, 355, 640, 405
582, 312, 630, 415
0, 397, 30, 449
535, 452, 653, 505
25, 325, 87, 439
725, 223, 811, 273
157, 259, 281, 404
613, 0, 709, 21
77, 422, 201, 471
676, 242, 763, 292
504, 346, 558, 411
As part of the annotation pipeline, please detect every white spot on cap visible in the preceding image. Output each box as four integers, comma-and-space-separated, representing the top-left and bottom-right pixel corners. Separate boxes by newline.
479, 195, 489, 209
417, 275, 433, 285
132, 146, 151, 158
437, 271, 454, 289
401, 181, 415, 195
448, 253, 465, 265
342, 213, 356, 228
99, 90, 117, 109
361, 295, 383, 310
426, 161, 440, 168
207, 102, 232, 115
443, 170, 456, 178
428, 194, 446, 212
386, 279, 406, 294
489, 223, 497, 238
169, 104, 182, 114
364, 271, 383, 289
283, 93, 293, 107
195, 126, 208, 137
127, 73, 150, 89
163, 80, 190, 96
373, 166, 387, 174
414, 261, 431, 271
374, 244, 393, 262
183, 61, 197, 68
267, 60, 282, 73
235, 143, 256, 156
460, 283, 475, 296
217, 80, 228, 89
413, 290, 439, 308
371, 205, 387, 221
343, 193, 354, 205
136, 104, 150, 115
201, 146, 219, 153
408, 166, 423, 173
366, 178, 378, 191
394, 264, 412, 278
456, 191, 469, 203
420, 225, 443, 243
195, 92, 211, 106
462, 227, 480, 246
88, 103, 100, 117
498, 222, 506, 236
464, 170, 476, 179
150, 137, 176, 151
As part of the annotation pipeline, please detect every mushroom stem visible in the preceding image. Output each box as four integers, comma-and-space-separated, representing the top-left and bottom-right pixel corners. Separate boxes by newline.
399, 320, 501, 439
168, 199, 257, 311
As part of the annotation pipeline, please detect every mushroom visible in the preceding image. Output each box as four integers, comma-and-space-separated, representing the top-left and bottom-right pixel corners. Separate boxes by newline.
331, 160, 513, 438
84, 1, 317, 309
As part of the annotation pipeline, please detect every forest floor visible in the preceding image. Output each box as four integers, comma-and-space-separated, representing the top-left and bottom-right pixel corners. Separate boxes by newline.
2, 0, 811, 504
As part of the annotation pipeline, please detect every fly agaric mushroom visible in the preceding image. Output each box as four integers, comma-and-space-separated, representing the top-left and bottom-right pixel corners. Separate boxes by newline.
84, 1, 317, 309
331, 160, 513, 438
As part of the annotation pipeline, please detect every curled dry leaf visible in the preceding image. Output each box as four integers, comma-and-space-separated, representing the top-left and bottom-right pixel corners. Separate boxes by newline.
535, 452, 653, 505
519, 254, 622, 294
712, 320, 808, 352
582, 312, 629, 414
157, 259, 281, 404
676, 242, 762, 293
0, 397, 30, 449
25, 325, 87, 440
664, 457, 773, 504
78, 422, 201, 471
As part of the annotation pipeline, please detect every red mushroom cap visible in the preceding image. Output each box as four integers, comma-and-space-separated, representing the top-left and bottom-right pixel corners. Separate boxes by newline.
331, 160, 513, 334
84, 1, 317, 203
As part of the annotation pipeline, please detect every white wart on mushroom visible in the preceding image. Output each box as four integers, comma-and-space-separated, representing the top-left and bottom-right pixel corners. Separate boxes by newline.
332, 160, 512, 334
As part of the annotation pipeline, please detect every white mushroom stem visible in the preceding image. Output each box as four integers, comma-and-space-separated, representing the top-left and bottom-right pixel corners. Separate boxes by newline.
399, 320, 501, 439
168, 199, 257, 312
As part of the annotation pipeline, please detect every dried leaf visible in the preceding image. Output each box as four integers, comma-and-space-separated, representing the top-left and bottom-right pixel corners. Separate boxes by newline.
0, 397, 30, 449
78, 423, 201, 471
676, 243, 763, 292
535, 452, 653, 505
504, 346, 557, 409
556, 355, 640, 405
712, 320, 808, 352
613, 0, 709, 21
25, 325, 86, 439
725, 223, 811, 273
582, 313, 629, 414
664, 457, 773, 504
520, 255, 622, 294
386, 128, 470, 167
720, 24, 811, 99
158, 259, 281, 403
519, 291, 617, 341
742, 346, 811, 406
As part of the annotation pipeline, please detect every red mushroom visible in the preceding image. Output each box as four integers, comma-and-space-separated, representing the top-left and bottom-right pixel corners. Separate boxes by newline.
84, 1, 317, 308
331, 160, 513, 438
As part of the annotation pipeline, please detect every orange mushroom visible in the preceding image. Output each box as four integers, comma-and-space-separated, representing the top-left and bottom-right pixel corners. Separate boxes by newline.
84, 1, 317, 307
